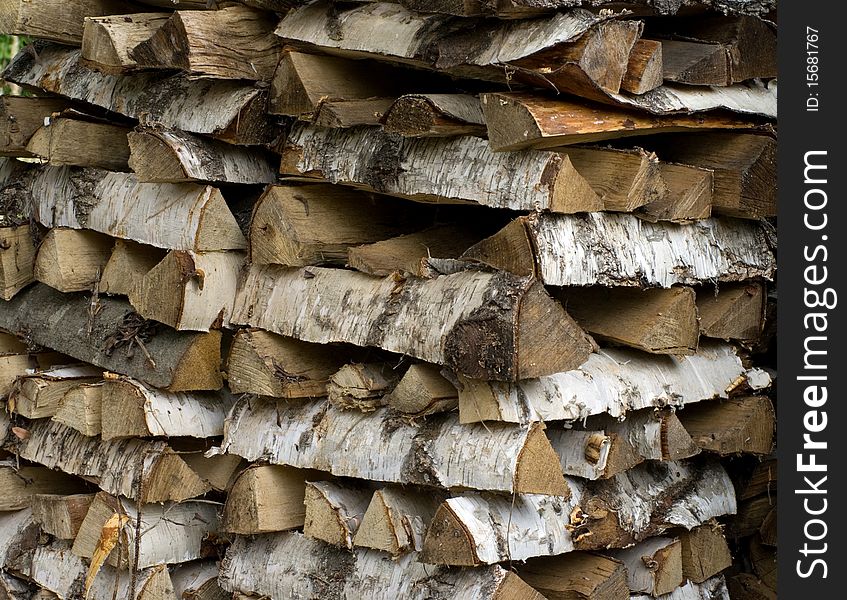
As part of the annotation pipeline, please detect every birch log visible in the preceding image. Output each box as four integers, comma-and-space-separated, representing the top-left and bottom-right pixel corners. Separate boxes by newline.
0, 97, 70, 157
3, 44, 276, 145
231, 265, 595, 381
100, 376, 233, 440
219, 532, 544, 600
32, 167, 247, 252
697, 282, 765, 341
678, 524, 733, 584
219, 397, 570, 496
0, 226, 36, 300
33, 228, 114, 294
632, 575, 730, 600
226, 328, 349, 398
0, 464, 88, 511
31, 494, 94, 539
14, 420, 210, 503
303, 480, 372, 548
131, 6, 281, 81
71, 492, 220, 569
8, 364, 102, 419
480, 91, 771, 151
609, 537, 683, 595
463, 213, 776, 288
678, 396, 775, 455
0, 285, 223, 391
98, 240, 166, 298
327, 362, 402, 412
280, 123, 603, 213
128, 250, 244, 331
25, 118, 131, 171
621, 39, 664, 94
29, 543, 176, 600
458, 342, 744, 425
382, 94, 486, 138
0, 351, 70, 399
248, 183, 429, 266
0, 0, 136, 45
384, 363, 458, 417
81, 13, 170, 73
0, 509, 44, 577
353, 487, 443, 556
127, 130, 277, 184
170, 561, 227, 600
393, 0, 775, 16
516, 552, 629, 600
638, 162, 713, 222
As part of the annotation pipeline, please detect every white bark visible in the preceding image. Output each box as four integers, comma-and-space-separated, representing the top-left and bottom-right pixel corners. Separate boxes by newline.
527, 213, 775, 287
219, 531, 540, 600
0, 508, 37, 570
631, 575, 730, 600
32, 168, 246, 252
458, 342, 745, 424
304, 481, 372, 549
610, 536, 681, 594
611, 80, 777, 118
218, 397, 568, 495
353, 487, 443, 556
170, 561, 224, 599
546, 429, 610, 480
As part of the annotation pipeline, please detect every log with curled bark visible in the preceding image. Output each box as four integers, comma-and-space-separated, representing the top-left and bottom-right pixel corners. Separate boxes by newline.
231, 265, 595, 381
219, 532, 545, 600
218, 397, 570, 496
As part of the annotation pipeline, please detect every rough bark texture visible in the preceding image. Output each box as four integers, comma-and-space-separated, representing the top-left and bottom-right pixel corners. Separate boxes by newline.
0, 0, 137, 45
219, 397, 570, 495
281, 123, 602, 213
382, 94, 487, 138
3, 44, 276, 145
0, 284, 223, 391
231, 265, 595, 381
457, 342, 744, 424
303, 480, 373, 548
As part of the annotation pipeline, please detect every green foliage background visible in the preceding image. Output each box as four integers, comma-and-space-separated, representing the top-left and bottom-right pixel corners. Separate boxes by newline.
0, 35, 26, 95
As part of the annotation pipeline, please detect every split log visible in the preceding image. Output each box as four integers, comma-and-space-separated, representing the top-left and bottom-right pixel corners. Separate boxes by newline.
729, 496, 774, 540
33, 228, 113, 293
128, 130, 277, 184
609, 537, 682, 596
98, 240, 166, 298
312, 98, 395, 128
572, 460, 737, 551
99, 376, 233, 440
128, 250, 244, 331
739, 458, 776, 501
517, 553, 629, 600
0, 573, 31, 599
81, 13, 170, 73
632, 575, 731, 600
347, 225, 485, 278
281, 123, 603, 213
303, 480, 372, 548
556, 286, 699, 354
30, 494, 94, 539
170, 561, 227, 600
0, 97, 70, 157
15, 419, 211, 502
678, 523, 732, 584
653, 16, 777, 85
222, 465, 327, 535
726, 574, 776, 600
72, 492, 220, 569
0, 353, 69, 399
749, 535, 776, 590
3, 44, 276, 145
421, 491, 579, 566
32, 167, 247, 252
219, 397, 570, 496
8, 364, 102, 419
0, 0, 136, 45
637, 162, 713, 222
457, 342, 744, 424
393, 0, 775, 17
270, 50, 430, 118
248, 183, 428, 267
132, 6, 281, 81
226, 328, 348, 398
29, 542, 176, 600
219, 532, 545, 599
678, 396, 775, 455
697, 282, 765, 341
621, 39, 664, 94
463, 213, 776, 287
26, 118, 131, 171
353, 487, 443, 556
231, 265, 595, 381
0, 226, 36, 300
384, 363, 458, 417
0, 464, 88, 511
0, 285, 222, 391
327, 362, 402, 412
0, 509, 42, 576
480, 92, 768, 151
382, 94, 486, 138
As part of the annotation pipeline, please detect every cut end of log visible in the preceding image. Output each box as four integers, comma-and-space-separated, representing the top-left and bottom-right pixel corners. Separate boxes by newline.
515, 424, 571, 498
420, 502, 478, 567
170, 330, 223, 392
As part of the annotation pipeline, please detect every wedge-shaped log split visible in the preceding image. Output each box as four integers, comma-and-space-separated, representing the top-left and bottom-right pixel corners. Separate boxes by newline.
608, 537, 683, 595
8, 364, 102, 419
231, 265, 595, 381
31, 493, 95, 540
303, 480, 372, 549
353, 486, 443, 556
81, 13, 170, 73
516, 552, 629, 600
0, 0, 137, 45
33, 228, 114, 294
0, 97, 70, 157
219, 397, 570, 496
0, 226, 36, 300
26, 118, 131, 171
632, 574, 730, 600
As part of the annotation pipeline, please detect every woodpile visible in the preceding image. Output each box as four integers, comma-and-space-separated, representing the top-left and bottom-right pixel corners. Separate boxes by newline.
0, 0, 776, 598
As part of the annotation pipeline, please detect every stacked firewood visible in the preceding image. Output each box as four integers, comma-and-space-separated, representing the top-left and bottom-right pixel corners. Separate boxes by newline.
0, 0, 777, 598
